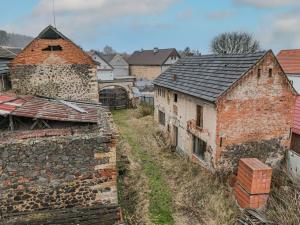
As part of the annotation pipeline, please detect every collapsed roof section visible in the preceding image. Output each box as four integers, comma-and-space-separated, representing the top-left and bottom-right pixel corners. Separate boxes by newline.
0, 94, 101, 123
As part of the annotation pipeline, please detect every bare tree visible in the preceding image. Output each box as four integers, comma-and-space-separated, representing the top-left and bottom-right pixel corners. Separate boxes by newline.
103, 45, 116, 55
211, 32, 260, 54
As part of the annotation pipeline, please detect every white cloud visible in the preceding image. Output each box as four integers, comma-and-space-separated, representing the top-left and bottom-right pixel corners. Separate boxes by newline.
176, 8, 193, 20
6, 0, 179, 39
234, 0, 300, 8
207, 10, 236, 20
258, 11, 300, 52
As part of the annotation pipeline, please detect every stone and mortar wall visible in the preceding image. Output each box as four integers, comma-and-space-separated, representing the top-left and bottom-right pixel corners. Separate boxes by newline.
12, 64, 98, 102
0, 134, 117, 215
216, 52, 295, 165
10, 39, 99, 102
130, 65, 164, 80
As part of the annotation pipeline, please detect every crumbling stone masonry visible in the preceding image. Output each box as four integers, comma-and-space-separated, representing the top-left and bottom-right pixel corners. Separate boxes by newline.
0, 110, 121, 224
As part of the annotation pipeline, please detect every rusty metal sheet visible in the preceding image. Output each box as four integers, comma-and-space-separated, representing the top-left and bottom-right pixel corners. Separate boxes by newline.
0, 94, 100, 123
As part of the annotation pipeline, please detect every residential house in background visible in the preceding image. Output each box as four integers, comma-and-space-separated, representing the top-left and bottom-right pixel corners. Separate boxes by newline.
0, 46, 21, 91
9, 25, 99, 103
101, 53, 129, 78
277, 49, 300, 93
153, 51, 295, 169
88, 52, 134, 109
128, 48, 180, 81
88, 51, 114, 80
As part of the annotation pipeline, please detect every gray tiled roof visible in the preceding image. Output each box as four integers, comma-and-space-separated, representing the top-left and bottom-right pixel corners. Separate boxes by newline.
101, 54, 116, 63
0, 47, 15, 59
153, 51, 267, 102
128, 48, 180, 66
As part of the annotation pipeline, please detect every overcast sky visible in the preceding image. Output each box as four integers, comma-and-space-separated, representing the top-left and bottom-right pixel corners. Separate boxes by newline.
1, 0, 300, 54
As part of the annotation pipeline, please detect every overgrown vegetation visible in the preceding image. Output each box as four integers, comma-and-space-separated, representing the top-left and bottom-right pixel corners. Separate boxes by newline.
134, 102, 154, 118
113, 108, 240, 225
267, 169, 300, 225
114, 110, 174, 225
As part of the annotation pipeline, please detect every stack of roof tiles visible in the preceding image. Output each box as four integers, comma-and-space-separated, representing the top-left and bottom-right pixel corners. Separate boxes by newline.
235, 158, 272, 209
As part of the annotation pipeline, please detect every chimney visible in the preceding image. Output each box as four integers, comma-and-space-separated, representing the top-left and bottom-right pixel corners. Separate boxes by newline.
154, 47, 159, 53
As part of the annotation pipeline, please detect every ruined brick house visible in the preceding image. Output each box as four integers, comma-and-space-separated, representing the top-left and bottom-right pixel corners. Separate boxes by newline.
9, 25, 99, 103
0, 93, 121, 224
128, 48, 180, 81
153, 51, 296, 169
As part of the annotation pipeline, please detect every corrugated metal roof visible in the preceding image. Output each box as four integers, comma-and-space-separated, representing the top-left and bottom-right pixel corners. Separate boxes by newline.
127, 48, 180, 66
0, 94, 101, 123
277, 49, 300, 75
293, 96, 300, 135
0, 47, 15, 59
153, 51, 267, 102
0, 59, 11, 75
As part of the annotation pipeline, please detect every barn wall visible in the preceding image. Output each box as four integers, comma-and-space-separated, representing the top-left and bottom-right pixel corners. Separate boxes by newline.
10, 39, 99, 103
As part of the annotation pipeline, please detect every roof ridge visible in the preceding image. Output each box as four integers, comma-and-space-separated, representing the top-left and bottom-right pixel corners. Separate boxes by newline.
153, 50, 269, 102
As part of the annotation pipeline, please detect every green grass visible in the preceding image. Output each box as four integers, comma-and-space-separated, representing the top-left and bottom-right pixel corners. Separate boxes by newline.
113, 110, 174, 225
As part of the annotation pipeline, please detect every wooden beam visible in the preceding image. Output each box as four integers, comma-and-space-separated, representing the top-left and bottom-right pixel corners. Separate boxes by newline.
8, 115, 14, 131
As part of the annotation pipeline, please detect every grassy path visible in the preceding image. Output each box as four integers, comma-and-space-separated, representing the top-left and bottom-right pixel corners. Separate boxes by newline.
113, 110, 174, 225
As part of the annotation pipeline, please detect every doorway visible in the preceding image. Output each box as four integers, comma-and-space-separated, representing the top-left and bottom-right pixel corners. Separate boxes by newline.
173, 125, 178, 147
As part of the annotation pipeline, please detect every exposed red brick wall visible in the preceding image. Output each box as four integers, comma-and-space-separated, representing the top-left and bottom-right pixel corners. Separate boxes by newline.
11, 39, 95, 66
215, 52, 295, 162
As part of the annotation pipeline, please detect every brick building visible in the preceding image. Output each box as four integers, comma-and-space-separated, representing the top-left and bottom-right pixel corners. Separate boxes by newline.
10, 25, 99, 103
153, 51, 296, 169
128, 48, 180, 80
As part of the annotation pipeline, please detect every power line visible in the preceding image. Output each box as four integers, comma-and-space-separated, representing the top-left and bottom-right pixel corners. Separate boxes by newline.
52, 0, 56, 27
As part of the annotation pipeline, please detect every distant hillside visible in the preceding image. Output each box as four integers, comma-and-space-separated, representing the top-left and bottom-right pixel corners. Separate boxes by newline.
0, 30, 33, 48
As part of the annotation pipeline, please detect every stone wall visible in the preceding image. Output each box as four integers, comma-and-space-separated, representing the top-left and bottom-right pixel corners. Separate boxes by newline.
0, 133, 117, 215
219, 138, 285, 174
12, 64, 98, 102
10, 38, 99, 103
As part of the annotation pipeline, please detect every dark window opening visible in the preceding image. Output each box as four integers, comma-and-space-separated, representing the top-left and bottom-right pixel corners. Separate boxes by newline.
291, 132, 300, 154
173, 75, 177, 81
42, 45, 63, 51
174, 93, 178, 103
158, 110, 165, 126
193, 136, 207, 159
257, 69, 261, 78
269, 68, 273, 77
196, 105, 203, 128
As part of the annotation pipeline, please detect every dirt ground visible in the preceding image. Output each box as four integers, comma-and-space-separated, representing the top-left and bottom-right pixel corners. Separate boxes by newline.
113, 109, 239, 225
